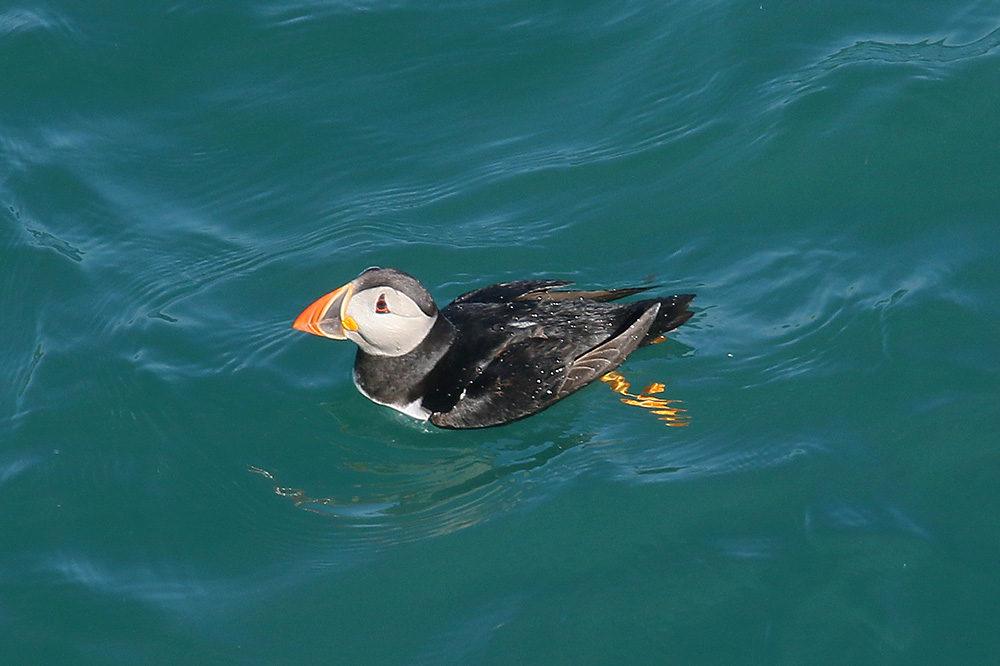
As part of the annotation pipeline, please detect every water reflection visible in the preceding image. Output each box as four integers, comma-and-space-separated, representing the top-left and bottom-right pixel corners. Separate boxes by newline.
249, 411, 598, 545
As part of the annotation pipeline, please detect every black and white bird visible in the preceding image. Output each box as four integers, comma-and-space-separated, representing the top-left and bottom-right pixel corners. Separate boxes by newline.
293, 267, 695, 429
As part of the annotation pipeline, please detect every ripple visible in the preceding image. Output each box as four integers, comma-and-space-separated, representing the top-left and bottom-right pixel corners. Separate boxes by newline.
600, 428, 818, 483
688, 230, 981, 380
409, 594, 524, 666
0, 453, 40, 486
811, 499, 933, 540
37, 550, 251, 619
0, 6, 76, 37
760, 25, 1000, 129
253, 0, 407, 23
712, 536, 781, 560
24, 226, 83, 262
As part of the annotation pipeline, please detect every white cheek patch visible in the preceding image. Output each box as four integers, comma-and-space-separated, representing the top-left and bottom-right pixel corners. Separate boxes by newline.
345, 295, 437, 357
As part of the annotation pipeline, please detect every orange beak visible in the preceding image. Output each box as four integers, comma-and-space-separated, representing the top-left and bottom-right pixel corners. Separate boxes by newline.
292, 282, 354, 339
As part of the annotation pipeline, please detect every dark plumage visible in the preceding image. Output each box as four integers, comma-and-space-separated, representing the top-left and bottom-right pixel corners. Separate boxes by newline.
293, 267, 695, 429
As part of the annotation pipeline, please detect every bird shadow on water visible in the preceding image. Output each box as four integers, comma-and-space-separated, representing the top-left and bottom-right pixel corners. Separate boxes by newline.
247, 402, 604, 545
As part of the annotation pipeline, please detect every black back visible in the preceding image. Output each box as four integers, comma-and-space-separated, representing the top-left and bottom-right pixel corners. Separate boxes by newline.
426, 280, 694, 428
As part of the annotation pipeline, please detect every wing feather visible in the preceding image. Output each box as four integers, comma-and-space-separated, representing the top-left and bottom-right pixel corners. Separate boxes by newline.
557, 304, 660, 397
430, 303, 661, 428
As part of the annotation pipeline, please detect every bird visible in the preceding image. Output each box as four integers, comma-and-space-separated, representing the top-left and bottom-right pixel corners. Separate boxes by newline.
293, 267, 695, 429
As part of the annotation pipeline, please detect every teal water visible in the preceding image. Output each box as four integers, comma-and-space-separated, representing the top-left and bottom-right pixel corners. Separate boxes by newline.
3, 1, 1000, 664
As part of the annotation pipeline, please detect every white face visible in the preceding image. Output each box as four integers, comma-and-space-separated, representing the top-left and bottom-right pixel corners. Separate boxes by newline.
342, 286, 437, 357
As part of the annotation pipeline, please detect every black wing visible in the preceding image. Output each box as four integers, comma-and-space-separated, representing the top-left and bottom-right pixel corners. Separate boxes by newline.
447, 279, 655, 306
429, 302, 661, 429
447, 280, 574, 305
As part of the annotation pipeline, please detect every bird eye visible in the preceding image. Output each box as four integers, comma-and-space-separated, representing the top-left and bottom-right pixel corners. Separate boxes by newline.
375, 294, 390, 314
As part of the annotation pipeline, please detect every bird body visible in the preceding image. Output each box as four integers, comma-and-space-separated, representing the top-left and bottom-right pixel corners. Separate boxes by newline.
293, 268, 694, 429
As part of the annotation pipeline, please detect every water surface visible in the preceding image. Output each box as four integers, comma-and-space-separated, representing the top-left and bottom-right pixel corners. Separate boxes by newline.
2, 1, 999, 664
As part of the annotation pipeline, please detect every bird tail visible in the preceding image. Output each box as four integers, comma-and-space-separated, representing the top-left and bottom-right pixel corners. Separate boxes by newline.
641, 294, 696, 345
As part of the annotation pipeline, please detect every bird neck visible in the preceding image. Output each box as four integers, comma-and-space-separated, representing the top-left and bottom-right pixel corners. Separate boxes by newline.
352, 314, 456, 406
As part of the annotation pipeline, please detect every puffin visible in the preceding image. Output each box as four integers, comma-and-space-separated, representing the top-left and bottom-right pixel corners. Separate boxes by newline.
293, 267, 695, 429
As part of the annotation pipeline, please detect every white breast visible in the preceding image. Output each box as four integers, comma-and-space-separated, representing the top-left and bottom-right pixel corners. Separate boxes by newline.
353, 374, 431, 421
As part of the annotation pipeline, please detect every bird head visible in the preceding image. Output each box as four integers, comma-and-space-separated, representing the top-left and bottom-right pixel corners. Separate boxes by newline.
293, 267, 439, 357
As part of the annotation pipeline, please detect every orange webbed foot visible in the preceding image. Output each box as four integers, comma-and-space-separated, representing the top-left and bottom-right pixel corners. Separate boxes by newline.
600, 371, 689, 427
